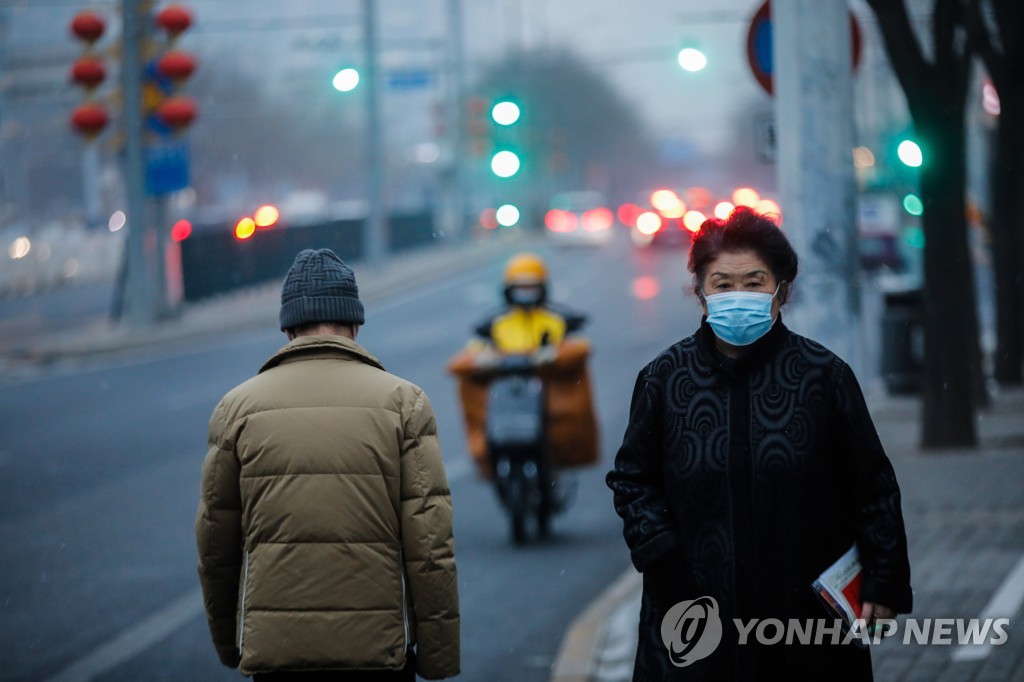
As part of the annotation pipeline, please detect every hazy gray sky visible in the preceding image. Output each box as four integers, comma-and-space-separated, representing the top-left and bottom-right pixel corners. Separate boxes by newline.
462, 0, 771, 154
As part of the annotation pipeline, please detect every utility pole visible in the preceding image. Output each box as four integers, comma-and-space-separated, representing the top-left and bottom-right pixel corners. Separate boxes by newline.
0, 8, 8, 226
772, 0, 863, 373
444, 0, 467, 243
362, 0, 386, 267
121, 0, 163, 324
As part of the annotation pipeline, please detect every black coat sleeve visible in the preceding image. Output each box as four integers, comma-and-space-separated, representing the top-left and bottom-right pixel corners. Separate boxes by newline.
833, 361, 913, 614
606, 366, 681, 572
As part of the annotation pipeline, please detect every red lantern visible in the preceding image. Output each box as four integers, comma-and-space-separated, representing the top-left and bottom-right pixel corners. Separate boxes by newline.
155, 5, 193, 38
156, 96, 198, 130
70, 11, 106, 44
70, 103, 109, 137
155, 51, 197, 83
70, 57, 107, 89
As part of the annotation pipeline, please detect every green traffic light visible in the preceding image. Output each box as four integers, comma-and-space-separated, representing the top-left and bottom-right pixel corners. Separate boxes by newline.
897, 140, 922, 167
496, 204, 520, 227
491, 150, 521, 178
332, 68, 359, 92
903, 193, 924, 216
491, 100, 521, 126
677, 47, 707, 72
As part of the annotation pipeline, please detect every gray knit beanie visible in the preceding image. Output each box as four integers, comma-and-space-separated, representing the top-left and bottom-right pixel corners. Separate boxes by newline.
279, 248, 365, 331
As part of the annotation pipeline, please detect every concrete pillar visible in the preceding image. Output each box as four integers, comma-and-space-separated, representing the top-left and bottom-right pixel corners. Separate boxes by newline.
773, 0, 863, 373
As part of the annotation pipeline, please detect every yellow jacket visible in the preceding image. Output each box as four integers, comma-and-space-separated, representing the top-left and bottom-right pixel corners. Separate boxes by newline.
472, 305, 585, 354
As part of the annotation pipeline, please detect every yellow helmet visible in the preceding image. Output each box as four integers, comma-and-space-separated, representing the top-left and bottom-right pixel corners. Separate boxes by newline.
503, 252, 548, 286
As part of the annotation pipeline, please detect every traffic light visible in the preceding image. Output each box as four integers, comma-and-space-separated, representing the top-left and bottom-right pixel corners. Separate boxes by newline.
491, 99, 520, 126
677, 47, 707, 72
496, 204, 520, 227
489, 97, 522, 179
902, 193, 923, 216
897, 139, 922, 168
333, 68, 360, 92
490, 150, 521, 178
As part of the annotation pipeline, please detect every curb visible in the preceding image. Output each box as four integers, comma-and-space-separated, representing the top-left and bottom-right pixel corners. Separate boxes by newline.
550, 568, 641, 682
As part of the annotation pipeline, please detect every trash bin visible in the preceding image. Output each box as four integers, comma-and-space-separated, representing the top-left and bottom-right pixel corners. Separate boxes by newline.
880, 288, 924, 394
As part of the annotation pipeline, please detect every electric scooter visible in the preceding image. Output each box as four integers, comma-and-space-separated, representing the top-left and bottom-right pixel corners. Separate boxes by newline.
485, 353, 564, 544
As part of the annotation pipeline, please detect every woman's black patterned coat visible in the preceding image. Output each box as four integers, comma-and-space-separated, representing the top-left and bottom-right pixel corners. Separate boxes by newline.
607, 319, 912, 681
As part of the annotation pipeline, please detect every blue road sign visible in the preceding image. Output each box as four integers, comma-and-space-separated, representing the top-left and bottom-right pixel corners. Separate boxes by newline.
145, 138, 190, 196
386, 69, 431, 90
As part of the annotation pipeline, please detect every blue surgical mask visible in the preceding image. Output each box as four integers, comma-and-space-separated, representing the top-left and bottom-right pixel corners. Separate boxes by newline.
704, 284, 781, 347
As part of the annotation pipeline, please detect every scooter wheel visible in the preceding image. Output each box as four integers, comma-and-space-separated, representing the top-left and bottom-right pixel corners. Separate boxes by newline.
508, 473, 528, 545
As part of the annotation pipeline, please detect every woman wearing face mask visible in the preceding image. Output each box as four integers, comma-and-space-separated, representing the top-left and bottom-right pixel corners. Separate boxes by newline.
607, 207, 912, 681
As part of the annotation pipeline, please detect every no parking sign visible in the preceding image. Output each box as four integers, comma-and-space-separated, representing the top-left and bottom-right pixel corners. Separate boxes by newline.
746, 0, 863, 95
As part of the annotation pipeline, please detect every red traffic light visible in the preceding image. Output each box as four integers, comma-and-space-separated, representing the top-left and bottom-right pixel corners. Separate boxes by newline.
155, 5, 193, 38
70, 11, 106, 44
70, 56, 107, 89
70, 103, 109, 138
155, 51, 197, 83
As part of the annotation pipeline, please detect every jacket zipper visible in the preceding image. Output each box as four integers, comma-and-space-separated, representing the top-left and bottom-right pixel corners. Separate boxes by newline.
399, 552, 410, 651
239, 551, 250, 649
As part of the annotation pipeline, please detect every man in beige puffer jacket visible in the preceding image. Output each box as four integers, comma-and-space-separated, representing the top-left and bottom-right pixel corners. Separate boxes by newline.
195, 248, 459, 680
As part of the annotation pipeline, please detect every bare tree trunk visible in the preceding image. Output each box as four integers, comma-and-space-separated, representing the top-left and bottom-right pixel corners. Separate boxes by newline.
916, 104, 980, 446
866, 0, 980, 447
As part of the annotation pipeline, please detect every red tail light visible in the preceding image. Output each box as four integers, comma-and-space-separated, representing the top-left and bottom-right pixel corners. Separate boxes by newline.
582, 207, 613, 232
545, 209, 578, 233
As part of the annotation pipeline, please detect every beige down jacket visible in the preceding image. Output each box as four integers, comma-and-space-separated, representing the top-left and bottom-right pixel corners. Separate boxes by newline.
195, 335, 460, 678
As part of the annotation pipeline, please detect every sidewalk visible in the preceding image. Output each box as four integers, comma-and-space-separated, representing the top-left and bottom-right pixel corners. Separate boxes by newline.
0, 231, 531, 376
552, 386, 1024, 682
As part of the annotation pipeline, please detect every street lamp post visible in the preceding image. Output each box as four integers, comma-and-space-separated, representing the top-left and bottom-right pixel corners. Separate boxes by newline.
362, 0, 386, 267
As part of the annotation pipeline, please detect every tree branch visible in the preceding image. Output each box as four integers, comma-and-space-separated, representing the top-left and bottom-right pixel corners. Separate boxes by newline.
933, 0, 972, 100
991, 0, 1018, 59
991, 0, 1024, 72
934, 0, 957, 69
864, 0, 933, 113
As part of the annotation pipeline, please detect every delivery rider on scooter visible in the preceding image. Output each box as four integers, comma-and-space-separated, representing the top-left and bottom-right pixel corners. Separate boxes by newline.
448, 252, 599, 496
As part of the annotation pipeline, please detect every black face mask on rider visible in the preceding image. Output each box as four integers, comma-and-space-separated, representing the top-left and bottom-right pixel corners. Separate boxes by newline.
507, 284, 545, 307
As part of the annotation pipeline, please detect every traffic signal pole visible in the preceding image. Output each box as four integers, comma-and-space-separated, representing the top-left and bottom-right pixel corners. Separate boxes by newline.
772, 0, 864, 373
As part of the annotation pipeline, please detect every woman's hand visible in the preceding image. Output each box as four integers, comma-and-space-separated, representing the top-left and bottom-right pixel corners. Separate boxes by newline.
861, 601, 895, 636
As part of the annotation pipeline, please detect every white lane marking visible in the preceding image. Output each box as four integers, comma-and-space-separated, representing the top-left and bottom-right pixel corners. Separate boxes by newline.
951, 552, 1024, 662
45, 589, 204, 682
